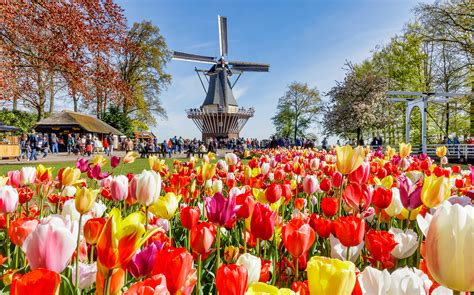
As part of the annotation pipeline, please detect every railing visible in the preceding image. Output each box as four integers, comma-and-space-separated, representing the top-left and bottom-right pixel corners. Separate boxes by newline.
387, 144, 474, 161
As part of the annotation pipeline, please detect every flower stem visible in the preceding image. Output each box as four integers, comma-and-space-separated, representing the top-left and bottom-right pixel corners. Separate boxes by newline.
295, 256, 299, 282
5, 213, 10, 266
215, 227, 221, 274
169, 219, 173, 245
145, 206, 149, 229
75, 214, 83, 291
104, 270, 112, 295
197, 254, 202, 295
346, 246, 351, 261
39, 196, 44, 218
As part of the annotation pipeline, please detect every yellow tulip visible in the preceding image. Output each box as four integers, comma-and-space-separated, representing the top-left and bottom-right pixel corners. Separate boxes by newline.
201, 162, 216, 182
207, 152, 216, 160
149, 156, 166, 174
92, 155, 108, 167
399, 143, 412, 158
75, 187, 99, 214
385, 145, 396, 160
246, 282, 296, 295
150, 192, 181, 220
36, 164, 53, 182
224, 246, 240, 264
399, 206, 422, 220
335, 145, 365, 175
421, 175, 451, 208
61, 167, 81, 186
0, 176, 8, 186
244, 150, 251, 158
244, 165, 252, 181
123, 151, 140, 164
306, 256, 356, 295
436, 146, 447, 158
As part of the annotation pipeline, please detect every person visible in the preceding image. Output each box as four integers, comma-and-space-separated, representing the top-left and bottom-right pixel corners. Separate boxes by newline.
50, 133, 58, 154
27, 130, 38, 161
85, 135, 93, 156
322, 137, 328, 150
67, 134, 74, 155
41, 135, 49, 158
336, 139, 341, 146
106, 132, 114, 156
18, 134, 29, 161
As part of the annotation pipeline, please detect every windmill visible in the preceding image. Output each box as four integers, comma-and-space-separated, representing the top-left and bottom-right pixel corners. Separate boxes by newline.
172, 15, 269, 141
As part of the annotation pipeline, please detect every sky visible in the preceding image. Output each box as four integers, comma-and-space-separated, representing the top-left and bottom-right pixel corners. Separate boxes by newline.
116, 0, 426, 143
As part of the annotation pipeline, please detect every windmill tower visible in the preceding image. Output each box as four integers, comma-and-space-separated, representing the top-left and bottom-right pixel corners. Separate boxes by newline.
172, 15, 269, 141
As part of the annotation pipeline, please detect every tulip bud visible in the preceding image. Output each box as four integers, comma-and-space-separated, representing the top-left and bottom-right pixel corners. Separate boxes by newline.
75, 187, 99, 214
225, 153, 238, 166
265, 183, 282, 203
135, 170, 161, 207
331, 171, 343, 188
110, 175, 129, 202
20, 167, 36, 186
212, 179, 223, 194
224, 246, 240, 264
440, 156, 448, 165
321, 198, 339, 217
0, 185, 19, 213
260, 163, 270, 175
83, 218, 106, 245
310, 158, 320, 170
303, 175, 319, 195
61, 167, 81, 187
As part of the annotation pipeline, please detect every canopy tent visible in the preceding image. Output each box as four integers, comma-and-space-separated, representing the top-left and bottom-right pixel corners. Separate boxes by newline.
35, 110, 123, 136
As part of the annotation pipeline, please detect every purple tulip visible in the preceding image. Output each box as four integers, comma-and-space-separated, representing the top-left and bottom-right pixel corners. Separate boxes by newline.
88, 165, 110, 180
111, 156, 121, 168
205, 192, 237, 227
127, 241, 163, 278
398, 175, 422, 210
76, 158, 90, 173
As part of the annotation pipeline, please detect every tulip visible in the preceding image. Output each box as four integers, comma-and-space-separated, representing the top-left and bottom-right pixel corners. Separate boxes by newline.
190, 222, 216, 255
385, 188, 403, 217
247, 282, 296, 294
125, 274, 169, 295
110, 175, 129, 202
95, 267, 125, 295
111, 156, 121, 168
0, 185, 19, 213
151, 192, 181, 220
20, 167, 36, 186
76, 158, 89, 173
36, 164, 53, 183
235, 191, 255, 219
128, 241, 162, 278
225, 152, 238, 166
205, 192, 237, 227
83, 217, 106, 245
387, 267, 432, 294
282, 218, 315, 258
335, 145, 365, 175
302, 175, 319, 195
60, 167, 81, 187
22, 217, 76, 273
342, 183, 372, 213
201, 162, 217, 182
71, 262, 97, 290
399, 143, 412, 158
261, 162, 270, 175
348, 161, 370, 184
365, 229, 398, 263
331, 171, 343, 188
224, 246, 240, 264
123, 151, 139, 164
75, 187, 99, 214
329, 234, 364, 262
389, 228, 418, 259
309, 214, 333, 238
236, 253, 261, 286
333, 215, 365, 248
62, 199, 81, 221
251, 203, 277, 241
135, 170, 162, 207
10, 268, 60, 295
306, 256, 356, 295
436, 146, 447, 158
372, 187, 392, 209
426, 202, 474, 292
8, 217, 39, 246
96, 208, 158, 275
265, 182, 282, 203
212, 179, 223, 194
91, 155, 107, 167
216, 264, 248, 295
152, 247, 196, 294
7, 170, 21, 188
398, 175, 422, 210
421, 175, 451, 208
180, 206, 200, 230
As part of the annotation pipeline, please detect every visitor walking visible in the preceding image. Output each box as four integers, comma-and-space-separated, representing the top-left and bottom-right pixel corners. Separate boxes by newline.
51, 133, 59, 154
67, 134, 74, 155
41, 135, 49, 158
27, 130, 38, 161
18, 133, 29, 161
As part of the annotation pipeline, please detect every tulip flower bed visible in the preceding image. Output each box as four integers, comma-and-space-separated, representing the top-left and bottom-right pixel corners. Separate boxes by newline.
0, 144, 473, 295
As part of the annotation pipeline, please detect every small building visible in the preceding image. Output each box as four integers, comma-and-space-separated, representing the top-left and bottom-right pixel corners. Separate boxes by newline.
0, 122, 21, 158
134, 131, 156, 141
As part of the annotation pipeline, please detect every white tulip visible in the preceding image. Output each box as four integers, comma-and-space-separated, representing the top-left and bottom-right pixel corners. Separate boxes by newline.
71, 262, 97, 289
236, 253, 261, 286
358, 266, 392, 295
260, 162, 270, 175
385, 188, 403, 216
61, 185, 77, 197
387, 267, 432, 295
20, 167, 36, 186
329, 234, 364, 262
135, 170, 161, 206
389, 228, 419, 259
212, 179, 223, 193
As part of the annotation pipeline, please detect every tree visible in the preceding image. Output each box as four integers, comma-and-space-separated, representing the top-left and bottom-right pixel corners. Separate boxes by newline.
323, 64, 389, 142
102, 106, 134, 137
272, 82, 321, 141
118, 21, 171, 125
0, 110, 37, 132
0, 1, 127, 120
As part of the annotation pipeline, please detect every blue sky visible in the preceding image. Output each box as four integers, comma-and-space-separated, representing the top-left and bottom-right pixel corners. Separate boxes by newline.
116, 0, 425, 143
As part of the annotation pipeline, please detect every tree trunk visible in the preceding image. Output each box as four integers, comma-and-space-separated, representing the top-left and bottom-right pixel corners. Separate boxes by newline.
49, 75, 54, 114
36, 69, 46, 121
12, 94, 18, 111
72, 89, 78, 112
357, 127, 361, 143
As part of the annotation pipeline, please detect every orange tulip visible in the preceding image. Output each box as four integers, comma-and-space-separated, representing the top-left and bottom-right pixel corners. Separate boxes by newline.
83, 217, 106, 245
8, 217, 39, 246
35, 164, 53, 183
11, 268, 60, 295
96, 208, 158, 276
95, 267, 125, 295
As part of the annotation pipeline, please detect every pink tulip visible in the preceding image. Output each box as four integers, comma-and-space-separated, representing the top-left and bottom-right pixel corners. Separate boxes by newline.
128, 175, 138, 201
111, 156, 121, 168
22, 216, 76, 273
348, 161, 370, 184
110, 175, 129, 202
7, 170, 21, 188
303, 175, 319, 195
0, 185, 19, 213
20, 167, 36, 186
76, 158, 89, 173
135, 170, 161, 206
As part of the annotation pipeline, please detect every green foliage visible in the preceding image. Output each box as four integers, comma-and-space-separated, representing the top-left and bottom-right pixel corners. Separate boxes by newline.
101, 106, 134, 137
272, 82, 321, 140
0, 109, 37, 132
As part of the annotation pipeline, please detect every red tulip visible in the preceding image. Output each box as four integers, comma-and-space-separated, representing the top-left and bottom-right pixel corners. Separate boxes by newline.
11, 268, 60, 295
17, 186, 33, 204
251, 203, 276, 240
235, 193, 255, 219
372, 187, 392, 209
342, 183, 372, 212
216, 264, 248, 295
8, 217, 39, 246
83, 217, 106, 245
365, 229, 398, 263
180, 206, 200, 230
294, 198, 306, 211
190, 222, 216, 255
320, 198, 339, 217
265, 183, 282, 203
331, 171, 343, 188
319, 178, 331, 192
348, 161, 370, 184
282, 218, 315, 258
333, 215, 366, 247
152, 247, 196, 294
124, 274, 169, 295
309, 214, 333, 238
259, 258, 272, 283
